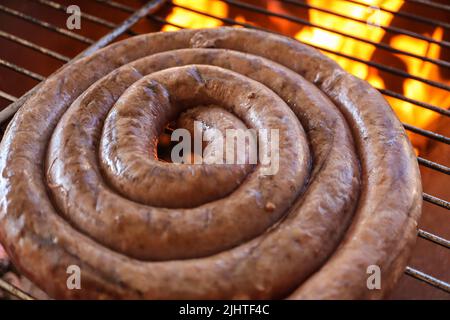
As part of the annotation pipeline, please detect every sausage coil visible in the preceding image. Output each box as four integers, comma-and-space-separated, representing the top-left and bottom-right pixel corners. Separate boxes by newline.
0, 27, 422, 299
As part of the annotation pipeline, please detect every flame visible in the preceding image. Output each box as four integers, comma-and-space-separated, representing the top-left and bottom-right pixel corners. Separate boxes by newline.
163, 0, 228, 31
388, 27, 449, 130
295, 0, 402, 80
162, 0, 449, 150
294, 0, 448, 150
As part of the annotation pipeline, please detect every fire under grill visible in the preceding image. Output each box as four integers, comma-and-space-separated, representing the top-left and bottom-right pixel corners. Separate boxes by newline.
0, 0, 449, 299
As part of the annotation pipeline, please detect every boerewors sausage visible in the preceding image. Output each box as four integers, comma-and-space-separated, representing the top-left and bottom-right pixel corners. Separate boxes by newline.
0, 27, 422, 299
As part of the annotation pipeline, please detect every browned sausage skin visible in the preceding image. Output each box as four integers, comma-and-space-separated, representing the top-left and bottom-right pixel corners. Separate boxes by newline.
0, 27, 420, 299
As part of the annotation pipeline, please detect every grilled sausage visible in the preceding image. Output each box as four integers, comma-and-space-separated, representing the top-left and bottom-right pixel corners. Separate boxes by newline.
0, 27, 421, 299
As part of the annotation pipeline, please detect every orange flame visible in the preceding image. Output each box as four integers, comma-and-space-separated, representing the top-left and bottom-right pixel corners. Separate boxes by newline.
163, 0, 228, 31
295, 0, 400, 80
295, 0, 449, 150
388, 27, 449, 129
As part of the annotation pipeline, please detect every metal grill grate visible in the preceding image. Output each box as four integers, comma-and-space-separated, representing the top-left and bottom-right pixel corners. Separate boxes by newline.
0, 0, 449, 299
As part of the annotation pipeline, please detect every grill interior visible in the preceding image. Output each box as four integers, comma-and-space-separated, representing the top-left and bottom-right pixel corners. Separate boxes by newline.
0, 0, 448, 299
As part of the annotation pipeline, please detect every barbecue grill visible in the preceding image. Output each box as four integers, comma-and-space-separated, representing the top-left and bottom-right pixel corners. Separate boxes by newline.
0, 0, 448, 300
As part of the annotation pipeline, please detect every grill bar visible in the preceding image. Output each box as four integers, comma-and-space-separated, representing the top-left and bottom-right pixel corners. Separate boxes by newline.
0, 58, 45, 81
380, 89, 450, 118
220, 0, 450, 70
0, 4, 94, 44
405, 267, 450, 294
0, 91, 17, 103
405, 0, 450, 12
95, 0, 139, 13
423, 193, 450, 210
403, 124, 450, 145
418, 229, 450, 249
0, 30, 70, 62
280, 0, 450, 49
344, 0, 450, 30
418, 157, 450, 175
0, 278, 35, 300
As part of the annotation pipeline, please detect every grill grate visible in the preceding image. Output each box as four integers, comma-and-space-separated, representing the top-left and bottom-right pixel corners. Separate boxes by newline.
0, 0, 448, 299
